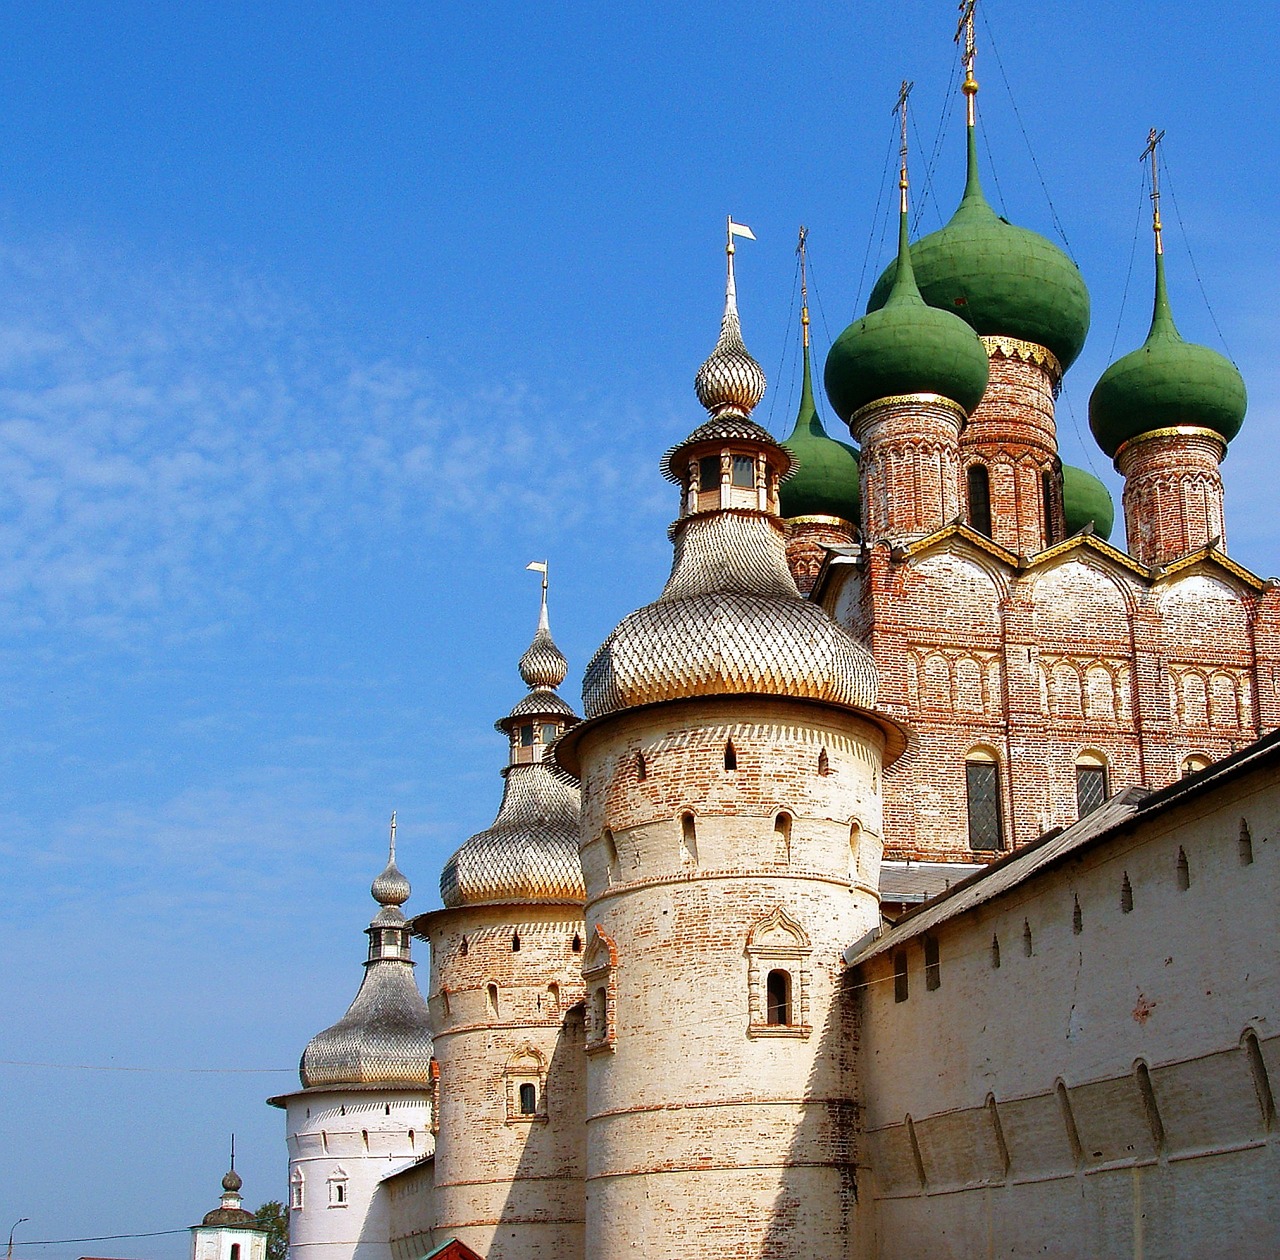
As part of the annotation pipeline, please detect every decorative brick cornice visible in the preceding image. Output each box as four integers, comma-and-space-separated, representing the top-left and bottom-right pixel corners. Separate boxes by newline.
981, 335, 1063, 389
1157, 546, 1265, 593
849, 392, 967, 431
1113, 425, 1226, 468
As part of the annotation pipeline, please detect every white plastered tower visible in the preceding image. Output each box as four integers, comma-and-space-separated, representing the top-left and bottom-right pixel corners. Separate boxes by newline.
271, 829, 434, 1260
555, 238, 903, 1259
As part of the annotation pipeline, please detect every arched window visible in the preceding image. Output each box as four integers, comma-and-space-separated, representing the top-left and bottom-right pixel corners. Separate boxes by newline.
680, 812, 698, 865
1181, 753, 1211, 778
518, 1082, 537, 1115
231, 1245, 240, 1260
289, 1168, 304, 1211
773, 812, 792, 864
965, 748, 1004, 851
636, 750, 647, 780
572, 933, 582, 953
511, 931, 521, 953
817, 747, 830, 776
724, 740, 737, 771
765, 970, 792, 1025
967, 464, 992, 537
546, 982, 560, 1011
603, 828, 619, 883
504, 1045, 548, 1122
592, 986, 607, 1035
459, 935, 468, 957
1075, 751, 1108, 818
487, 983, 499, 1017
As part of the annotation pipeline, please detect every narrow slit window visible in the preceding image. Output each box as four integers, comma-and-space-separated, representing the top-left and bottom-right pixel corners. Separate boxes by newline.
967, 464, 992, 537
231, 1245, 240, 1260
592, 986, 607, 1038
459, 936, 468, 957
512, 931, 521, 952
924, 935, 941, 991
680, 812, 698, 864
894, 950, 909, 1002
1121, 872, 1134, 913
990, 934, 1001, 969
518, 1082, 537, 1115
817, 747, 830, 776
487, 983, 499, 1017
1022, 919, 1033, 957
1240, 818, 1254, 865
572, 933, 582, 953
1042, 470, 1057, 544
773, 812, 792, 864
1176, 847, 1191, 891
636, 751, 647, 780
1072, 895, 1083, 935
765, 969, 792, 1025
724, 741, 737, 771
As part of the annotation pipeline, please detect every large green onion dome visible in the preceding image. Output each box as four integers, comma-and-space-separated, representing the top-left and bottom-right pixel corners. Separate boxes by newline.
825, 207, 989, 423
1088, 250, 1246, 459
1062, 463, 1114, 540
780, 338, 860, 521
866, 126, 1090, 371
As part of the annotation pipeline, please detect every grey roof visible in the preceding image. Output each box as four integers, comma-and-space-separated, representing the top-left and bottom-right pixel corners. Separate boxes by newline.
879, 860, 985, 905
850, 727, 1280, 968
498, 687, 577, 729
581, 509, 879, 721
661, 415, 793, 482
439, 761, 584, 907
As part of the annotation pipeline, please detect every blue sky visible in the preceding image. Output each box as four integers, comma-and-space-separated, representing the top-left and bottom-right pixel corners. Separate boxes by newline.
0, 2, 1277, 1254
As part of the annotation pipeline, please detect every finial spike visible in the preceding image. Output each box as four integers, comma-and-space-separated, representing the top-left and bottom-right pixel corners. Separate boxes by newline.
796, 226, 810, 349
956, 0, 979, 125
1141, 127, 1166, 255
894, 80, 914, 214
230, 1133, 235, 1171
388, 811, 397, 864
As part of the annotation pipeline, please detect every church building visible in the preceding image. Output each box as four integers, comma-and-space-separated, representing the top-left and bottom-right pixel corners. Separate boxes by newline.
272, 19, 1279, 1259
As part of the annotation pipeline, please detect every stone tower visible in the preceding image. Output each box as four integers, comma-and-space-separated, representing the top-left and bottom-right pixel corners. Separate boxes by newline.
270, 831, 433, 1260
556, 232, 905, 1258
415, 582, 587, 1260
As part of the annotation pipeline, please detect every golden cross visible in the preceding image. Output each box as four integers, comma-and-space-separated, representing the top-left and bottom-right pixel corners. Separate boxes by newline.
895, 80, 914, 210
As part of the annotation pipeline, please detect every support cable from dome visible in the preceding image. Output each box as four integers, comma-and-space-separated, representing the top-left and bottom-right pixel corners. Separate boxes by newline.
913, 41, 962, 237
1107, 162, 1151, 362
1161, 148, 1237, 362
979, 2, 1077, 258
765, 243, 802, 431
853, 112, 899, 314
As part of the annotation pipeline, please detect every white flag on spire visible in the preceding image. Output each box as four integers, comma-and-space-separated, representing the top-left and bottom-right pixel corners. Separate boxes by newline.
526, 561, 548, 574
728, 219, 756, 241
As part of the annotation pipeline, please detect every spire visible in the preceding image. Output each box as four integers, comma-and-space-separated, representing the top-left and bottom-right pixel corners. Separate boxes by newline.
887, 80, 923, 304
221, 1135, 242, 1194
694, 217, 767, 418
518, 561, 568, 690
792, 225, 821, 437
1141, 127, 1179, 340
956, 0, 979, 128
371, 811, 411, 912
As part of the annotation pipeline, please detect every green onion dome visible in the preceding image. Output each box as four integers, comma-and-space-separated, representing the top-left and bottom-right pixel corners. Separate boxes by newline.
1088, 251, 1246, 459
825, 208, 990, 423
780, 339, 860, 521
866, 126, 1090, 371
1062, 464, 1114, 540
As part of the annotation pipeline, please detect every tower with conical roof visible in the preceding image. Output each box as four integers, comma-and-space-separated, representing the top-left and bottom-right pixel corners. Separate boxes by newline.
780, 227, 861, 592
864, 8, 1090, 556
190, 1147, 269, 1260
557, 226, 904, 1260
269, 827, 433, 1260
414, 578, 587, 1260
1089, 130, 1246, 567
826, 82, 990, 543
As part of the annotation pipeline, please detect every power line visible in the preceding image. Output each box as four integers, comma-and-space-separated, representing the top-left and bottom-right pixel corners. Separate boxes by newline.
20, 1230, 190, 1246
0, 1058, 292, 1075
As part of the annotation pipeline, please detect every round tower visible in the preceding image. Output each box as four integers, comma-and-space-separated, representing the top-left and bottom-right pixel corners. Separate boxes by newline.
826, 106, 988, 544
1089, 133, 1246, 568
557, 231, 905, 1259
414, 579, 587, 1260
269, 829, 433, 1260
865, 27, 1090, 556
779, 228, 860, 593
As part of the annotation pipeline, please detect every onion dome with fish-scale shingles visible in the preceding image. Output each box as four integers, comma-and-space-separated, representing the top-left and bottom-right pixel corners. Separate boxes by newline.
439, 592, 584, 908
865, 122, 1090, 372
299, 831, 433, 1089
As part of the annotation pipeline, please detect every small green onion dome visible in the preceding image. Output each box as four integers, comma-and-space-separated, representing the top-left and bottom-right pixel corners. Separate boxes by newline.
1061, 464, 1114, 540
1088, 251, 1246, 458
780, 339, 860, 521
825, 207, 989, 423
866, 126, 1090, 370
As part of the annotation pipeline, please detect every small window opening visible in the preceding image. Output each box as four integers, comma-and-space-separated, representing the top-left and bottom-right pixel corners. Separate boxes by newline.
409, 1129, 415, 1149
773, 812, 792, 864
460, 936, 468, 957
1072, 895, 1083, 935
1075, 758, 1108, 818
1057, 1081, 1084, 1169
723, 740, 737, 771
441, 988, 450, 1017
1243, 1029, 1276, 1129
1181, 754, 1211, 778
1022, 919, 1033, 957
924, 936, 941, 990
731, 454, 755, 488
1134, 1061, 1166, 1153
1176, 847, 1191, 891
699, 455, 722, 492
547, 982, 560, 1010
384, 1104, 390, 1115
519, 723, 535, 747
766, 969, 792, 1025
231, 1245, 240, 1260
332, 1182, 346, 1206
636, 751, 647, 780
592, 985, 607, 1037
1240, 818, 1254, 865
893, 950, 909, 1002
817, 747, 830, 776
518, 1082, 537, 1115
680, 812, 698, 864
1121, 872, 1134, 913
990, 934, 1001, 969
361, 1129, 369, 1149
289, 1176, 303, 1211
967, 464, 992, 537
849, 819, 861, 880
603, 828, 619, 882
512, 931, 521, 952
487, 983, 499, 1017
540, 722, 558, 744
966, 754, 1004, 851
572, 933, 582, 953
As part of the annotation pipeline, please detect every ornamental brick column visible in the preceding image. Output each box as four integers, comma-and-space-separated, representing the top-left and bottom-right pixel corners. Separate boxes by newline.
852, 395, 964, 543
785, 516, 856, 596
1115, 427, 1227, 568
960, 339, 1064, 556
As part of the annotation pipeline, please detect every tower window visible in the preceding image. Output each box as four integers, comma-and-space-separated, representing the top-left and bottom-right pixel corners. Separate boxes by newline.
540, 723, 558, 744
731, 454, 755, 488
518, 1082, 537, 1115
924, 936, 941, 990
765, 969, 792, 1025
636, 751, 647, 780
487, 983, 499, 1016
231, 1245, 240, 1260
680, 812, 698, 864
511, 932, 520, 952
1075, 754, 1108, 818
1240, 818, 1254, 865
572, 933, 582, 953
773, 812, 792, 864
723, 741, 737, 771
699, 455, 722, 491
817, 747, 830, 776
965, 752, 1004, 851
1176, 847, 1191, 891
893, 950, 909, 1002
990, 934, 1001, 969
519, 724, 534, 747
1121, 872, 1134, 913
592, 986, 607, 1037
967, 464, 992, 537
289, 1170, 304, 1211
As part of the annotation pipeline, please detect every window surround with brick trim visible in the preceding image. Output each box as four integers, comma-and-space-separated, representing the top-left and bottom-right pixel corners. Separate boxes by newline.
583, 924, 618, 1054
745, 905, 812, 1038
504, 1044, 549, 1123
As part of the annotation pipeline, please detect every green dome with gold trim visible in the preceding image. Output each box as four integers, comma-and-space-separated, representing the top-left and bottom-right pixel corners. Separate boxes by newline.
825, 209, 989, 423
780, 340, 860, 521
1088, 251, 1246, 458
866, 127, 1090, 370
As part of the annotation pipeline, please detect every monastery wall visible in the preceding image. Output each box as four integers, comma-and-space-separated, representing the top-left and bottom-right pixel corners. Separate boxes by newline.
854, 756, 1280, 1258
385, 1160, 434, 1260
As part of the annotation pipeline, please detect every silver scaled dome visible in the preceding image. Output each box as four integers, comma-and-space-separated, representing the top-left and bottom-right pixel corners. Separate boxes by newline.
439, 589, 585, 908
300, 826, 433, 1089
694, 247, 767, 418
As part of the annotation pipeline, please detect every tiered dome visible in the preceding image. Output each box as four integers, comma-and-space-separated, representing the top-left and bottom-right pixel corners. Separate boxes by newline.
1088, 250, 1246, 458
866, 126, 1090, 371
439, 592, 584, 908
780, 336, 860, 522
1061, 464, 1115, 539
300, 830, 433, 1089
825, 204, 990, 423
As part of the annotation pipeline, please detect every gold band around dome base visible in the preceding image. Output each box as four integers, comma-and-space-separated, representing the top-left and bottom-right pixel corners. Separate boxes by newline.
849, 393, 967, 432
786, 514, 857, 530
1113, 425, 1227, 468
980, 335, 1063, 384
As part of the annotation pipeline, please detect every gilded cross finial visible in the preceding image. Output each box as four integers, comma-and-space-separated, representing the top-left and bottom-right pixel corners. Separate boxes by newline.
796, 225, 810, 349
955, 0, 978, 124
894, 79, 914, 212
1141, 127, 1166, 255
